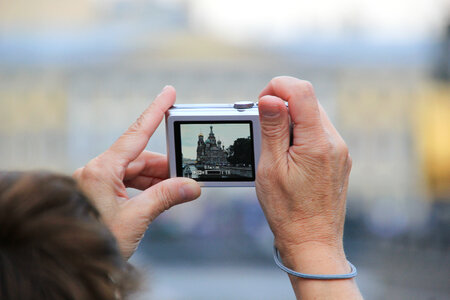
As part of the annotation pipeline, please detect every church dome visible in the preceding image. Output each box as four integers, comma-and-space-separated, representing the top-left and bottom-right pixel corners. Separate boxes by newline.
205, 139, 211, 144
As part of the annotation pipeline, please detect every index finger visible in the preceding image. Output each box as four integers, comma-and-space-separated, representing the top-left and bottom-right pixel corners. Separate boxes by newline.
105, 85, 176, 166
259, 76, 323, 145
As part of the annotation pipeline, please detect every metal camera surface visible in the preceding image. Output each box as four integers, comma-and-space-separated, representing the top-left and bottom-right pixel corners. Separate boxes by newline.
165, 101, 261, 187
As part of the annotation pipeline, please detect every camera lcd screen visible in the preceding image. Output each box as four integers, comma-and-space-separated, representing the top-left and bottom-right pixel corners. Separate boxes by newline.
174, 121, 255, 181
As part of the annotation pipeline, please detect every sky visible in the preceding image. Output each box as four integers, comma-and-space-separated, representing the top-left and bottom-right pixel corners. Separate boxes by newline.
180, 123, 251, 160
1, 0, 448, 65
166, 0, 449, 44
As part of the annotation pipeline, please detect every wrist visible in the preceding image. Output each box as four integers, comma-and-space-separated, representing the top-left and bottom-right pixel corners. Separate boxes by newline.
275, 240, 349, 276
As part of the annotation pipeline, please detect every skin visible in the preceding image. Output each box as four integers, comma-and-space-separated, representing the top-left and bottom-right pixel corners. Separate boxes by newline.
73, 86, 201, 259
74, 78, 363, 299
257, 76, 363, 299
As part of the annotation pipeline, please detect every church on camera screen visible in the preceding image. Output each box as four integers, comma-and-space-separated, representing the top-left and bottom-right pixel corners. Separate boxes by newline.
179, 123, 254, 180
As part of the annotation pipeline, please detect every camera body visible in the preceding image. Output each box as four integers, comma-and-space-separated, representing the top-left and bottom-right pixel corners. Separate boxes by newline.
165, 101, 261, 187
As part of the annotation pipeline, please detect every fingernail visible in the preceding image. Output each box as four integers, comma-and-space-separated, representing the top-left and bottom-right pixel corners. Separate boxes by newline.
179, 182, 200, 200
260, 105, 280, 118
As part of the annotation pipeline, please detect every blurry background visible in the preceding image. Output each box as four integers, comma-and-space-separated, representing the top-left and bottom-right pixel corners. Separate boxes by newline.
1, 0, 449, 299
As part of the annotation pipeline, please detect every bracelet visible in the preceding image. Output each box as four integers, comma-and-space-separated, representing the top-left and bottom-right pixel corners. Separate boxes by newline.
273, 245, 357, 279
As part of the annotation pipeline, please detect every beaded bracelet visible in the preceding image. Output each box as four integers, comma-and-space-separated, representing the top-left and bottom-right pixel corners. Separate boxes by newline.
273, 245, 358, 279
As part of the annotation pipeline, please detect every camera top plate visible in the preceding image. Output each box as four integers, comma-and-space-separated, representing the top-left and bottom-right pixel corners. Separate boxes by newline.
167, 102, 260, 118
165, 101, 262, 187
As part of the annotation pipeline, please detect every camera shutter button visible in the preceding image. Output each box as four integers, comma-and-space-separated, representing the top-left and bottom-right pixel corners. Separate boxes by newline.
233, 101, 254, 109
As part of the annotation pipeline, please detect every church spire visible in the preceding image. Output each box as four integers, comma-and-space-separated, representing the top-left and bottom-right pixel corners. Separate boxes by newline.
208, 125, 216, 146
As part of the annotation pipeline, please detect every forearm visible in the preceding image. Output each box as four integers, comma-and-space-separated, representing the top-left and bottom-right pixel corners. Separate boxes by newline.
277, 242, 363, 300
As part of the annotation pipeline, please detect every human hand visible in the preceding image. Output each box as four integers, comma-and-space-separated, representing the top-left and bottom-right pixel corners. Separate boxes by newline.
256, 76, 352, 274
73, 86, 201, 259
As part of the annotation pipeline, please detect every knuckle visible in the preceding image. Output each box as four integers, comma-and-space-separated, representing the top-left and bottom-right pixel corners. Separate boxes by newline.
270, 76, 292, 93
335, 141, 349, 159
306, 141, 334, 161
270, 75, 286, 86
148, 101, 165, 119
156, 185, 173, 212
72, 167, 83, 180
271, 75, 295, 84
129, 114, 145, 133
260, 123, 286, 139
270, 76, 317, 101
81, 167, 97, 181
128, 103, 164, 135
81, 159, 102, 181
346, 153, 353, 170
294, 80, 315, 98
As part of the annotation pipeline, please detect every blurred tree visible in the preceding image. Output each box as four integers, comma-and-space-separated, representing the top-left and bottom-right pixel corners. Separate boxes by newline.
227, 138, 252, 166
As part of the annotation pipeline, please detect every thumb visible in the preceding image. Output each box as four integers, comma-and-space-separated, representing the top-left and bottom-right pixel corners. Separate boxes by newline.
131, 177, 201, 222
258, 95, 290, 159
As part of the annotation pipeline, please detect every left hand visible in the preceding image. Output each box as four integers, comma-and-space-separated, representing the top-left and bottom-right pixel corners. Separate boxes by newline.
73, 86, 201, 259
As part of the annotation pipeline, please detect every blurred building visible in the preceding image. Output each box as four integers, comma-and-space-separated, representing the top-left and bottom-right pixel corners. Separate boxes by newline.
0, 0, 94, 28
1, 1, 449, 298
0, 0, 448, 238
421, 22, 450, 201
336, 67, 430, 234
416, 83, 450, 201
0, 77, 68, 171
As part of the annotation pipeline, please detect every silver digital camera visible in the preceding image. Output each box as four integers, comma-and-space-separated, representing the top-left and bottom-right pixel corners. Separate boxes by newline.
165, 101, 261, 187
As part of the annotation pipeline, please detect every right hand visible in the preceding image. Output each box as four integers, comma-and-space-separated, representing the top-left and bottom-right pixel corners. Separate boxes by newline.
255, 76, 352, 272
73, 86, 201, 259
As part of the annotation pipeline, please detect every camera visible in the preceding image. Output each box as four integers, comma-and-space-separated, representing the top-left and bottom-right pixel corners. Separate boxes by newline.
165, 101, 261, 187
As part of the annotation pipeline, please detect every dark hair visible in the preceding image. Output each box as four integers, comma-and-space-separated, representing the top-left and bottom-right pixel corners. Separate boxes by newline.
0, 171, 139, 300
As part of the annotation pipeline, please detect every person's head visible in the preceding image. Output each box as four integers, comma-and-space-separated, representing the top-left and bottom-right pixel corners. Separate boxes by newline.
0, 171, 138, 300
